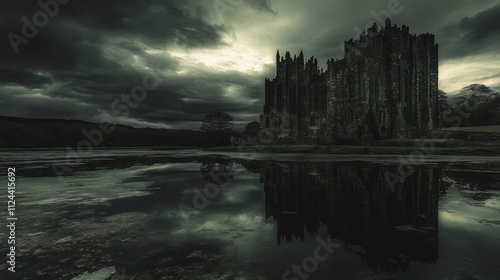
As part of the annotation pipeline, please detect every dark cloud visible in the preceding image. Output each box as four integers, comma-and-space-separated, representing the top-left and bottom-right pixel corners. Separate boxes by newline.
0, 0, 498, 128
0, 88, 102, 121
438, 4, 500, 59
0, 69, 51, 88
247, 0, 276, 14
459, 4, 500, 42
3, 0, 229, 49
0, 0, 237, 128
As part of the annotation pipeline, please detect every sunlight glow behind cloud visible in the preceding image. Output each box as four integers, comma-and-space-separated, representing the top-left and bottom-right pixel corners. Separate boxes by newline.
1, 0, 499, 128
440, 52, 500, 94
169, 37, 272, 73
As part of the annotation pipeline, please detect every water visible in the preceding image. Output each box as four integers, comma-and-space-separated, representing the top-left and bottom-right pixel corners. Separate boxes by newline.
1, 148, 499, 279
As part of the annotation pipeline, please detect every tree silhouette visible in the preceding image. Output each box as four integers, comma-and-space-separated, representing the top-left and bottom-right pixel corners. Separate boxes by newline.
200, 161, 234, 184
457, 84, 498, 107
453, 84, 500, 126
438, 90, 451, 127
244, 121, 261, 137
200, 112, 234, 134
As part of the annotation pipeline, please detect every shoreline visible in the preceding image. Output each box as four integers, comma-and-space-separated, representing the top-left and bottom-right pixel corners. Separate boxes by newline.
207, 145, 500, 156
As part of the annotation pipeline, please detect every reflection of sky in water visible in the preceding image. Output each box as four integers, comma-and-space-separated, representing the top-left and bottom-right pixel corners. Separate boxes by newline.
432, 185, 500, 280
0, 149, 499, 280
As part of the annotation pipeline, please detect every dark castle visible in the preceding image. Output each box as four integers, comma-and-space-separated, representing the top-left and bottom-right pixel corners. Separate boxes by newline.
261, 18, 439, 142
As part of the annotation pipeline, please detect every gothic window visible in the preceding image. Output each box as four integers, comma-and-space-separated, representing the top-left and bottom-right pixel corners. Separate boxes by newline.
344, 109, 355, 123
359, 73, 363, 97
369, 80, 374, 98
400, 80, 404, 102
310, 115, 317, 126
277, 83, 283, 109
360, 74, 366, 97
344, 110, 351, 123
290, 79, 297, 114
404, 72, 411, 122
417, 74, 424, 103
401, 72, 406, 102
378, 110, 384, 124
405, 74, 411, 101
348, 74, 356, 98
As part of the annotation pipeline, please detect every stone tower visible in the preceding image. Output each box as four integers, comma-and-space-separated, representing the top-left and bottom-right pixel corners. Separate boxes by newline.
261, 19, 439, 143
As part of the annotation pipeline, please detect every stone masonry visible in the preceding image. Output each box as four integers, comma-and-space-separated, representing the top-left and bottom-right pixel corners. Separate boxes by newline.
261, 18, 439, 143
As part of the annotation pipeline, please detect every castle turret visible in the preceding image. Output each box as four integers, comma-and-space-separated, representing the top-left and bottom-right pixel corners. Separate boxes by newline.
385, 17, 391, 28
276, 50, 281, 75
263, 20, 438, 142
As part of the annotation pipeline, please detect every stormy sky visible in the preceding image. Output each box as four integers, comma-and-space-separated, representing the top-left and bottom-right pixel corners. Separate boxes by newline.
1, 0, 499, 129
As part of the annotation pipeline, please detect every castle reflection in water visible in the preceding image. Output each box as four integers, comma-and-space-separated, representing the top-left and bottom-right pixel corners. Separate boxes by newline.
258, 161, 441, 271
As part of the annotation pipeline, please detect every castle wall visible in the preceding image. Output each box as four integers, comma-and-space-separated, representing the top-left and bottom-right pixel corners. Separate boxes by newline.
261, 19, 439, 143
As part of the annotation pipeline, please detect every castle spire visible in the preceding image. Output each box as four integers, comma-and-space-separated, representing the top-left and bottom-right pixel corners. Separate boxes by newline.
298, 50, 304, 65
385, 17, 391, 27
276, 50, 280, 74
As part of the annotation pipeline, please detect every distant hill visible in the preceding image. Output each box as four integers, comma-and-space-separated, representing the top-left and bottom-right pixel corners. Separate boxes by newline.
446, 94, 460, 106
0, 116, 230, 148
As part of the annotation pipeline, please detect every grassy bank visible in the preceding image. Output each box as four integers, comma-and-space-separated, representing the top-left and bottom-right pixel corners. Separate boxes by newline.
442, 125, 500, 133
209, 127, 500, 156
207, 144, 500, 156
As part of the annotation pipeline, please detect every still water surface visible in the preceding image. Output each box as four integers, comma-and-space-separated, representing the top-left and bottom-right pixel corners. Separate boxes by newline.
0, 148, 499, 280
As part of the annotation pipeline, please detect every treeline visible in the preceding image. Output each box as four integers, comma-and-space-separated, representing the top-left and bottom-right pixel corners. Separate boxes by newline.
440, 84, 500, 127
0, 116, 230, 148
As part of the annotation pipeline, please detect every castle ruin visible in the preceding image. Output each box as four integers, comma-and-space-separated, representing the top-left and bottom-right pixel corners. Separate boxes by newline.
261, 18, 439, 142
